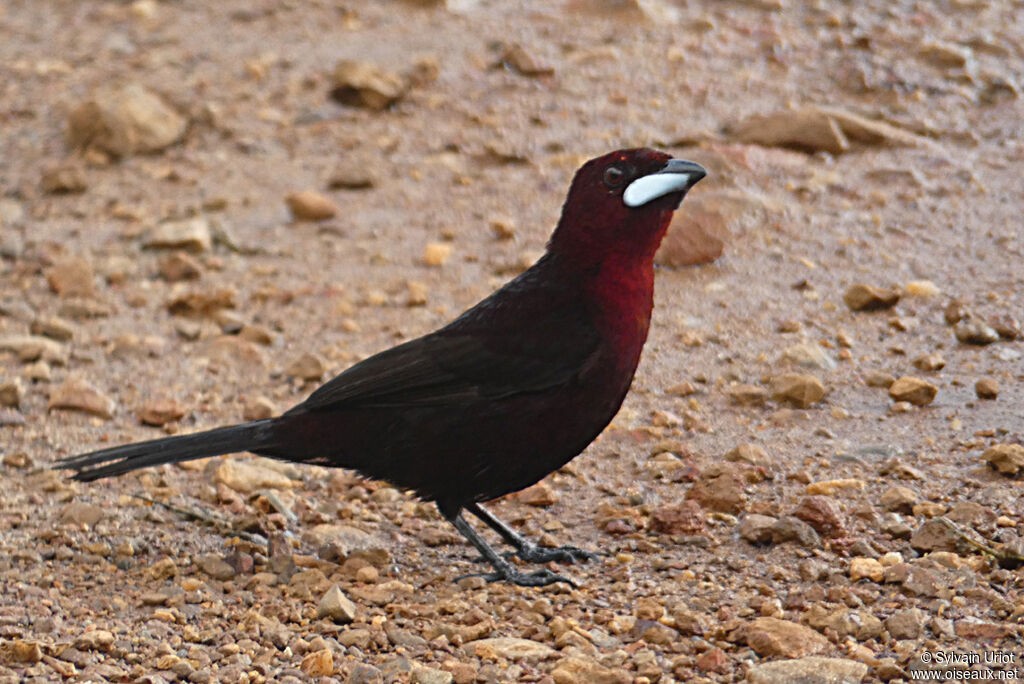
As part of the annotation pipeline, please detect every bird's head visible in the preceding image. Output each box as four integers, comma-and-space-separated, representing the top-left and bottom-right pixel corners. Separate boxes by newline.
549, 148, 706, 263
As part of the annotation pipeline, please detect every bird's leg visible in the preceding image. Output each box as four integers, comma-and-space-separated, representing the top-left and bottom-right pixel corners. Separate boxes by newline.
466, 502, 598, 565
444, 508, 577, 588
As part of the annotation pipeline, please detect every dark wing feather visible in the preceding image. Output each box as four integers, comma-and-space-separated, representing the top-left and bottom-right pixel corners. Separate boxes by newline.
292, 273, 601, 412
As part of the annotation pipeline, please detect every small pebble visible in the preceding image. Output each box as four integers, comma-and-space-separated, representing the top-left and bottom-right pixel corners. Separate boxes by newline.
864, 370, 895, 388
300, 648, 334, 677
904, 280, 939, 297
880, 486, 916, 513
490, 217, 516, 240
944, 299, 968, 325
138, 398, 186, 426
0, 379, 24, 408
849, 557, 884, 582
242, 395, 276, 420
844, 283, 900, 311
726, 384, 769, 406
975, 377, 999, 399
144, 217, 212, 252
769, 373, 825, 408
41, 162, 88, 194
317, 585, 358, 623
285, 352, 326, 380
423, 242, 453, 266
286, 191, 338, 221
955, 318, 999, 345
888, 376, 937, 406
911, 352, 945, 371
982, 444, 1024, 476
48, 377, 115, 418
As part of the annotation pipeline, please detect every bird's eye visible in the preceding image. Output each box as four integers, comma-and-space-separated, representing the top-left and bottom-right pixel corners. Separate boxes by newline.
603, 166, 625, 188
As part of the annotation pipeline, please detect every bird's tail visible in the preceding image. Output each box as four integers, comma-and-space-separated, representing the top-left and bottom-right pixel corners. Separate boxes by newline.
55, 419, 278, 482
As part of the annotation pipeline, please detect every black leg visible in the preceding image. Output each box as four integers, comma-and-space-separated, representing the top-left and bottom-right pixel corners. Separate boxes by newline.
465, 502, 599, 565
443, 507, 577, 588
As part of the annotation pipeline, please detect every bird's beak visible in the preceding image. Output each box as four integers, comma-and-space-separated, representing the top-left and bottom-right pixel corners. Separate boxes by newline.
623, 159, 707, 208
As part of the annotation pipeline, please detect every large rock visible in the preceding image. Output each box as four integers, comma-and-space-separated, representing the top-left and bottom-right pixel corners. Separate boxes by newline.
300, 649, 334, 677
144, 217, 212, 252
45, 257, 97, 298
770, 373, 825, 408
888, 376, 938, 406
302, 523, 386, 556
59, 502, 106, 527
732, 105, 930, 154
0, 335, 68, 364
213, 458, 297, 493
656, 190, 779, 267
317, 585, 358, 623
285, 191, 339, 222
464, 637, 555, 663
910, 518, 965, 553
803, 605, 883, 640
137, 398, 186, 426
792, 495, 846, 538
48, 378, 115, 418
737, 617, 828, 658
550, 656, 631, 684
844, 283, 900, 311
648, 500, 709, 536
982, 444, 1024, 476
746, 656, 868, 684
739, 514, 778, 544
331, 60, 408, 110
685, 463, 749, 513
65, 83, 187, 157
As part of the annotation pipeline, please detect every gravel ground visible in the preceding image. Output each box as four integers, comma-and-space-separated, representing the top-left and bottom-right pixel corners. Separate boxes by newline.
1, 1, 1023, 682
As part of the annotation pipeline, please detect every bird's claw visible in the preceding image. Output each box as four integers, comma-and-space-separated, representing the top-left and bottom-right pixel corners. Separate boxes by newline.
507, 544, 598, 565
457, 567, 577, 588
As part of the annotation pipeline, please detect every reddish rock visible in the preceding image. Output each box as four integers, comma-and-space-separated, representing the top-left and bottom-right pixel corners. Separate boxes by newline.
648, 500, 708, 536
656, 210, 725, 267
512, 482, 557, 507
695, 647, 729, 674
792, 495, 846, 538
158, 251, 203, 281
955, 619, 1011, 640
138, 398, 186, 426
737, 617, 828, 658
46, 257, 97, 298
685, 464, 748, 514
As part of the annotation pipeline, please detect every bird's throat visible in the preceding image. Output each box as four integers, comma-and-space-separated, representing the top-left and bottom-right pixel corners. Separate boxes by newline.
584, 255, 656, 370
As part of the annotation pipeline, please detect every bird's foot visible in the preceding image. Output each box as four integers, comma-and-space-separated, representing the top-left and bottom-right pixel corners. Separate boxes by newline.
457, 566, 577, 588
508, 544, 599, 565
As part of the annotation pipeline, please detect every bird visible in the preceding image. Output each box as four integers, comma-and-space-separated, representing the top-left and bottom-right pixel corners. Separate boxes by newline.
57, 148, 706, 587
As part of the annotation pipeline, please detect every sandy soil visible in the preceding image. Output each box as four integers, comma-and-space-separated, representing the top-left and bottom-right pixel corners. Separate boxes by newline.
1, 0, 1023, 682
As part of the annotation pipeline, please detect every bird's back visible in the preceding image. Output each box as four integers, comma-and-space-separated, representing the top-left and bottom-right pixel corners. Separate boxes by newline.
266, 252, 649, 508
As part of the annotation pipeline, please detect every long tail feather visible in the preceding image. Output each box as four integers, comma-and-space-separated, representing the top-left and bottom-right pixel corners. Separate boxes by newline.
56, 419, 277, 482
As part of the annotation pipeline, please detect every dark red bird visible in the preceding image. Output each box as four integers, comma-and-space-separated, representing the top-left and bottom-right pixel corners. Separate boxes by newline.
59, 148, 706, 586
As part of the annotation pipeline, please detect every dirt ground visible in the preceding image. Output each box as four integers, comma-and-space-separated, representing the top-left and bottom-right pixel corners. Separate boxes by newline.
1, 0, 1023, 682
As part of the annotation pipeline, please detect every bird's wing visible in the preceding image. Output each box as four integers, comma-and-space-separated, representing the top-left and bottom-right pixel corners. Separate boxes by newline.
293, 305, 601, 412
